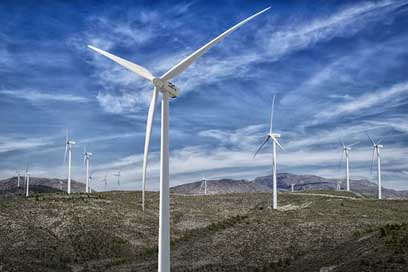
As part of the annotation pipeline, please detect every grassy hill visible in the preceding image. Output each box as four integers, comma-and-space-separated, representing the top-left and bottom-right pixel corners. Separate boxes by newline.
0, 191, 407, 271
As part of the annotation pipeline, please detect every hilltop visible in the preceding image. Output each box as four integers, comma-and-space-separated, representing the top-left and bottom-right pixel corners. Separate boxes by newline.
0, 190, 407, 271
0, 176, 86, 198
171, 173, 408, 199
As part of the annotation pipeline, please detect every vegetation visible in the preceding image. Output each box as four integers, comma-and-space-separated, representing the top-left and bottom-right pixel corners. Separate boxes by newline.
0, 191, 407, 271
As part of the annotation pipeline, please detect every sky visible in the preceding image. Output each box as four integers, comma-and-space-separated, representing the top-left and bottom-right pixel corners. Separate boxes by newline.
1, 0, 408, 191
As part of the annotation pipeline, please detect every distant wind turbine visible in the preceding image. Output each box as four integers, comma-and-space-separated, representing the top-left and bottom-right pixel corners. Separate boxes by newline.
291, 183, 295, 193
199, 176, 207, 195
101, 172, 108, 190
367, 133, 384, 199
254, 95, 284, 209
25, 163, 30, 197
16, 170, 21, 188
64, 129, 76, 194
338, 139, 359, 191
114, 170, 121, 186
83, 146, 93, 193
88, 7, 270, 272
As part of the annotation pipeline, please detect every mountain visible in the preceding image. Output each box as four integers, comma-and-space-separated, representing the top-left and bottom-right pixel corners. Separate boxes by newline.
0, 176, 86, 198
170, 179, 270, 195
171, 173, 408, 199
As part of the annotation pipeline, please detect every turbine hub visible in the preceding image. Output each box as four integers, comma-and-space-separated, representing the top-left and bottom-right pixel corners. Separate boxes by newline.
270, 133, 280, 138
153, 78, 180, 98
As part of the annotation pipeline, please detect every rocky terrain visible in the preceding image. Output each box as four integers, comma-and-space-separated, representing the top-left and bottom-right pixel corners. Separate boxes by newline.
0, 190, 408, 271
171, 173, 408, 199
0, 176, 86, 199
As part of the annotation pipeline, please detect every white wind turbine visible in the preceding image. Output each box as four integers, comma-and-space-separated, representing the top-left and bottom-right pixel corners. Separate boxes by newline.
199, 176, 207, 195
25, 163, 30, 197
102, 172, 108, 190
88, 7, 270, 272
64, 129, 76, 194
114, 170, 121, 186
367, 133, 384, 199
338, 139, 359, 192
83, 146, 93, 193
16, 170, 21, 188
254, 95, 284, 209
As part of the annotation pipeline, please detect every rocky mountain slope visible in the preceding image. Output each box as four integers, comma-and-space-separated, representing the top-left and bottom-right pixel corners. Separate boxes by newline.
0, 191, 407, 271
171, 173, 408, 199
0, 176, 86, 198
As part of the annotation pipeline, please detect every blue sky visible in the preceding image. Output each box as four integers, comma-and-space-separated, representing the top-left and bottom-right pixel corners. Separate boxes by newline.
1, 0, 408, 191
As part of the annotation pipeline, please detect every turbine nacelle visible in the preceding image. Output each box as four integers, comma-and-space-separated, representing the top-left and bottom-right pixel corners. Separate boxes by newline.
153, 78, 180, 98
269, 133, 280, 138
375, 144, 384, 149
67, 140, 76, 145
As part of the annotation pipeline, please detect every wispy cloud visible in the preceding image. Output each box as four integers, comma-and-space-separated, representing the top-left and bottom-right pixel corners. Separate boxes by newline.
0, 89, 89, 103
315, 81, 408, 121
0, 136, 52, 153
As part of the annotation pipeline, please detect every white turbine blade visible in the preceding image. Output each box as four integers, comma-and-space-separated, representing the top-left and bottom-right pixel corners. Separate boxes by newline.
254, 135, 271, 158
142, 87, 159, 192
88, 45, 155, 81
370, 148, 376, 175
63, 144, 68, 164
339, 137, 345, 148
347, 141, 360, 148
269, 95, 276, 134
366, 133, 375, 145
338, 150, 344, 170
272, 136, 285, 151
160, 7, 271, 81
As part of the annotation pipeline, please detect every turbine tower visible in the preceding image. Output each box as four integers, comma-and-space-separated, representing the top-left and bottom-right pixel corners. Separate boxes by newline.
64, 129, 76, 194
102, 172, 108, 190
16, 170, 21, 188
83, 147, 93, 193
367, 133, 384, 199
338, 139, 359, 191
254, 95, 284, 209
291, 183, 295, 193
88, 7, 270, 272
25, 164, 30, 197
114, 170, 121, 186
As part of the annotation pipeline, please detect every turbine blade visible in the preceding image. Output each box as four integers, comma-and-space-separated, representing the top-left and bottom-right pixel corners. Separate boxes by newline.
142, 87, 159, 195
366, 132, 375, 145
254, 135, 271, 158
88, 45, 155, 81
370, 147, 376, 175
160, 7, 271, 81
272, 137, 285, 151
339, 137, 345, 148
269, 95, 275, 134
347, 141, 360, 148
338, 150, 344, 170
63, 144, 68, 164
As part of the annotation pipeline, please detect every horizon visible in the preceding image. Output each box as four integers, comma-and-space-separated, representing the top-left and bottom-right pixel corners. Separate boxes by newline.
1, 0, 408, 191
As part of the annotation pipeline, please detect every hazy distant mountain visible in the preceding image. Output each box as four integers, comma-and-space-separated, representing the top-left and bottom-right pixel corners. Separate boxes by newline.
171, 173, 408, 199
170, 179, 270, 195
0, 176, 86, 198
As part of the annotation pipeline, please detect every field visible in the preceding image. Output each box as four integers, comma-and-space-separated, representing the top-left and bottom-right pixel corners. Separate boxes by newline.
1, 191, 408, 271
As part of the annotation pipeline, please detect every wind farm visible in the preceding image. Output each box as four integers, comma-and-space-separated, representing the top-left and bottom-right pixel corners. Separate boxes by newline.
1, 1, 408, 271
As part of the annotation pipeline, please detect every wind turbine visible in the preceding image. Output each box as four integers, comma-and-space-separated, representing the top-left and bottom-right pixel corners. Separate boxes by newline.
254, 95, 284, 209
338, 139, 359, 191
367, 133, 384, 199
291, 183, 295, 193
114, 170, 121, 186
101, 172, 108, 190
199, 176, 207, 195
83, 146, 93, 193
64, 129, 76, 194
25, 163, 30, 197
16, 170, 21, 188
88, 7, 270, 272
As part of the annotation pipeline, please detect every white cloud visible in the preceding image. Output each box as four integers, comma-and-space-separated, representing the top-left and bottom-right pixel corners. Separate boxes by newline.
0, 136, 52, 153
315, 81, 408, 120
0, 89, 89, 103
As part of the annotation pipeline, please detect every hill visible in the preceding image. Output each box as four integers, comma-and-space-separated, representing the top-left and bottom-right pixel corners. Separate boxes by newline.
0, 191, 407, 271
0, 176, 86, 198
171, 173, 408, 199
